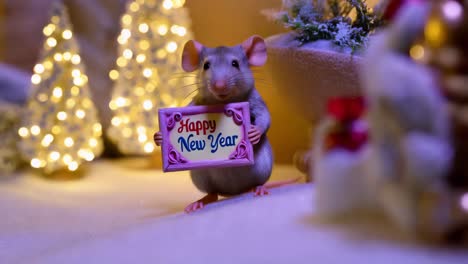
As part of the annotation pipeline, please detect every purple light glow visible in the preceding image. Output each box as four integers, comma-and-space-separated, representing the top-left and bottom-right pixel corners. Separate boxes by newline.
461, 192, 468, 212
443, 1, 463, 21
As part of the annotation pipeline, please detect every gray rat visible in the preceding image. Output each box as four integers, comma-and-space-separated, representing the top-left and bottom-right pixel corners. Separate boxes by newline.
155, 35, 276, 213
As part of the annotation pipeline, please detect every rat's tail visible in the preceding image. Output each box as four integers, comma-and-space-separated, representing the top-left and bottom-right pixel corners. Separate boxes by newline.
264, 176, 303, 189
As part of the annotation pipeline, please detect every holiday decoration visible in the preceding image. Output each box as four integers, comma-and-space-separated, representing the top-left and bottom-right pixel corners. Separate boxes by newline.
312, 96, 371, 216
409, 0, 468, 188
409, 0, 468, 242
311, 0, 468, 244
158, 102, 254, 172
0, 102, 24, 173
358, 0, 468, 244
107, 0, 194, 155
323, 97, 368, 152
18, 2, 103, 174
264, 0, 384, 51
0, 63, 30, 104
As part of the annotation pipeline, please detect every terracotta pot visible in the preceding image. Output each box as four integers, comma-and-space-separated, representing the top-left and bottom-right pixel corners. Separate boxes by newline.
264, 33, 364, 177
265, 33, 364, 123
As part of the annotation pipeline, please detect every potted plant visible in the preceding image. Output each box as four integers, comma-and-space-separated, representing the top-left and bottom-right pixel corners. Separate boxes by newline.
263, 0, 384, 121
262, 0, 385, 175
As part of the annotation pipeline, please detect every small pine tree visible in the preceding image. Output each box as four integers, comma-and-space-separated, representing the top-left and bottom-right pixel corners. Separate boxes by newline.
18, 1, 103, 174
108, 0, 194, 155
268, 0, 384, 51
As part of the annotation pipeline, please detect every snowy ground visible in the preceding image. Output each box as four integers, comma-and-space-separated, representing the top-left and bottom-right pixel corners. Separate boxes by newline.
1, 159, 467, 264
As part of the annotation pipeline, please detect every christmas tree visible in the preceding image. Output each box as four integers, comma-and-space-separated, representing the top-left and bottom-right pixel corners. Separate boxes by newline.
107, 0, 194, 155
18, 2, 103, 174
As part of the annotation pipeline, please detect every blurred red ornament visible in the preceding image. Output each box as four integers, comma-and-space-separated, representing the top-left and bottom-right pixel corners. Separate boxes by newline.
326, 96, 366, 122
325, 97, 368, 152
383, 0, 426, 21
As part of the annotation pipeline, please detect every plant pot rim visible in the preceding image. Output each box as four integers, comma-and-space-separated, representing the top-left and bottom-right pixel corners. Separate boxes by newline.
263, 32, 364, 122
265, 32, 364, 60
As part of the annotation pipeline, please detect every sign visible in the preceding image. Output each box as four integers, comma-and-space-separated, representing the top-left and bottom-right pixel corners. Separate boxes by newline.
158, 102, 254, 172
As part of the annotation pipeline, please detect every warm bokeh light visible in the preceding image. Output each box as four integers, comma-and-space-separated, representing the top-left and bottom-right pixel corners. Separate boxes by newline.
461, 193, 468, 212
18, 2, 103, 174
107, 0, 194, 155
409, 44, 425, 61
425, 17, 446, 48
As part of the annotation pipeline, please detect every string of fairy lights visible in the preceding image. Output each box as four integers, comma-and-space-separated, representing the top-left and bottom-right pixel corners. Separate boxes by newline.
107, 0, 195, 155
18, 1, 103, 174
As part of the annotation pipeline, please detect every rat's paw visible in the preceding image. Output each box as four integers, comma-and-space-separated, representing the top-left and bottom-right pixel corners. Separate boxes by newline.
153, 131, 163, 146
184, 193, 218, 213
184, 201, 204, 213
248, 125, 262, 145
253, 185, 269, 197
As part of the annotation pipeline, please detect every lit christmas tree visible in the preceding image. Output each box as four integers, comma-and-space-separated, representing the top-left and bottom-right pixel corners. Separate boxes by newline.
108, 0, 194, 155
18, 2, 103, 174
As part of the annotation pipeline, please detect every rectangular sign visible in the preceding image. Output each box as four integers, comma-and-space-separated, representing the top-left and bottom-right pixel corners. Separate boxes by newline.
158, 102, 254, 172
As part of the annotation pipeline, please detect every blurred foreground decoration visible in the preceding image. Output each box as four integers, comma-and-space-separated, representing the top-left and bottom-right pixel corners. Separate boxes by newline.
18, 2, 103, 175
313, 0, 468, 245
107, 0, 194, 156
363, 0, 468, 244
0, 102, 24, 173
409, 0, 468, 189
0, 63, 30, 173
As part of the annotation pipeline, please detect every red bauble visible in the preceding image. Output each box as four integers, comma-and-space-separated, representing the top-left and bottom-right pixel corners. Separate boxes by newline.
383, 0, 426, 21
326, 96, 366, 122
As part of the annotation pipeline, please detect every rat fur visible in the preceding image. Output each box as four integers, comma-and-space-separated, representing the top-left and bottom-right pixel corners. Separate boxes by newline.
156, 36, 277, 212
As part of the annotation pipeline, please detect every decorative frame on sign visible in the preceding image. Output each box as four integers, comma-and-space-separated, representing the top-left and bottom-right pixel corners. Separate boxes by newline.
158, 102, 254, 172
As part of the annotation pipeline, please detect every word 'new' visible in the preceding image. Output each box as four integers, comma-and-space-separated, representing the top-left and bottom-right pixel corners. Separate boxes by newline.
178, 133, 238, 154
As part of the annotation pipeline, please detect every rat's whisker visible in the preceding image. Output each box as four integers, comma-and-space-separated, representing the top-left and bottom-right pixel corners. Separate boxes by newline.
228, 72, 253, 82
252, 74, 270, 79
168, 75, 199, 80
180, 82, 203, 89
169, 73, 198, 77
253, 79, 271, 83
250, 70, 268, 74
170, 71, 198, 75
232, 72, 268, 81
184, 88, 200, 99
230, 75, 271, 85
255, 83, 272, 88
169, 76, 198, 80
233, 78, 271, 86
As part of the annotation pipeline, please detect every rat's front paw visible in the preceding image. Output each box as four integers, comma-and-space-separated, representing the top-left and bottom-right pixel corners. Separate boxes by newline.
153, 131, 163, 146
253, 185, 269, 196
184, 201, 204, 213
184, 193, 218, 213
248, 125, 262, 145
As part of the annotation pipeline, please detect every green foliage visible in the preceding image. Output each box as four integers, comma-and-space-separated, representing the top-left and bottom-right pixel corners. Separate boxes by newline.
274, 0, 384, 51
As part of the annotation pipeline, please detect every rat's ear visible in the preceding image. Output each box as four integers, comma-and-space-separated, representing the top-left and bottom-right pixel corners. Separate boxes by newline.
182, 40, 203, 72
241, 35, 267, 66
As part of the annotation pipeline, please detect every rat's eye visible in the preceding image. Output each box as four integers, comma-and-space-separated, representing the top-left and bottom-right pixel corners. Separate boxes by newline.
231, 60, 239, 69
203, 61, 210, 71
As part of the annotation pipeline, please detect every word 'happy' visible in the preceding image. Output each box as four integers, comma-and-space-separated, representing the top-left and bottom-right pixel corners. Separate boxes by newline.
178, 118, 216, 135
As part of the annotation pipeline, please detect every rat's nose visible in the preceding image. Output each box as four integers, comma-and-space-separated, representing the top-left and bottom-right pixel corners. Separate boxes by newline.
213, 80, 227, 91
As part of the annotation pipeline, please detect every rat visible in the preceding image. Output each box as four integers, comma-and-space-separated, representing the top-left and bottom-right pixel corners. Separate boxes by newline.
154, 35, 297, 213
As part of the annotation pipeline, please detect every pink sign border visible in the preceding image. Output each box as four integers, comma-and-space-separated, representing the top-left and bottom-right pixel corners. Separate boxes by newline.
158, 102, 254, 172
